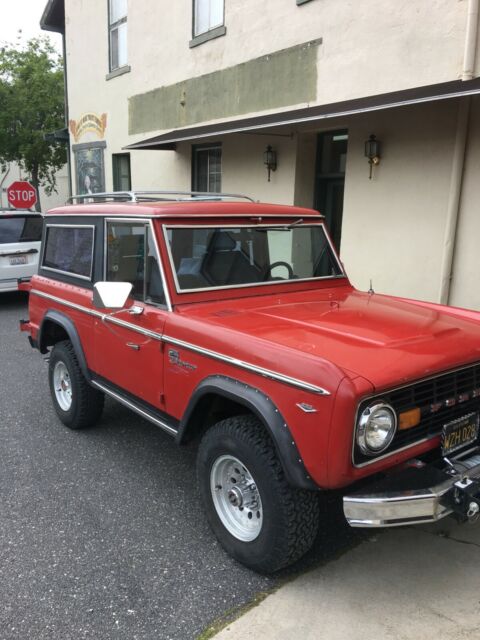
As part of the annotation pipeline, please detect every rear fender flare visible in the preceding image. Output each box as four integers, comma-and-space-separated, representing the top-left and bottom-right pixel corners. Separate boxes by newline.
177, 375, 318, 490
38, 310, 90, 381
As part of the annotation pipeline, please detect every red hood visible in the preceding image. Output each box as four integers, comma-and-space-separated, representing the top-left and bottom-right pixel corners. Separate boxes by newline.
181, 287, 480, 391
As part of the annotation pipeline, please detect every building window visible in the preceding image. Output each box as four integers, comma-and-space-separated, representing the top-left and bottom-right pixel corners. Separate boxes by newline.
112, 153, 131, 191
194, 0, 224, 37
192, 144, 222, 193
109, 0, 128, 71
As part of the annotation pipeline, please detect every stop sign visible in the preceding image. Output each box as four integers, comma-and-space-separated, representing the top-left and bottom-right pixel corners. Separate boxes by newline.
7, 181, 38, 209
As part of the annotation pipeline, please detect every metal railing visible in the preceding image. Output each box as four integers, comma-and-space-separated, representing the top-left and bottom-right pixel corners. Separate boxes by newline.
67, 190, 255, 204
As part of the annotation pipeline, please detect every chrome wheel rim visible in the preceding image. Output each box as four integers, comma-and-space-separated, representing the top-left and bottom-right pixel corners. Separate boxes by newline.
53, 361, 72, 411
210, 455, 263, 542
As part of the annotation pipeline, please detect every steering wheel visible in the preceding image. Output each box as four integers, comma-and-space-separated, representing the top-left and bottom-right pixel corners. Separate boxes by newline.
262, 261, 294, 281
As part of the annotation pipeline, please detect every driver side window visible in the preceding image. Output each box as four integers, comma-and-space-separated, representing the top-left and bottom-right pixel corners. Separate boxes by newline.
105, 221, 166, 306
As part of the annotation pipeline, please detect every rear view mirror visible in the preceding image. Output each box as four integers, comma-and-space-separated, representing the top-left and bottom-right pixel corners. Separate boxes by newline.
93, 281, 133, 310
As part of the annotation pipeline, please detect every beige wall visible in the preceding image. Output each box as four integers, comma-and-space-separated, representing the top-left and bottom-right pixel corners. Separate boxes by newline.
127, 0, 469, 108
221, 134, 297, 204
449, 96, 480, 309
340, 101, 459, 301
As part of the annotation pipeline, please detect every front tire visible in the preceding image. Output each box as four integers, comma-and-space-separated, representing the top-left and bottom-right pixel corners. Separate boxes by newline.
48, 340, 104, 429
197, 415, 319, 573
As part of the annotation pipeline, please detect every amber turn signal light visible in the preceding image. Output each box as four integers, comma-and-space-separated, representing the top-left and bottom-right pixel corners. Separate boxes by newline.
398, 407, 421, 431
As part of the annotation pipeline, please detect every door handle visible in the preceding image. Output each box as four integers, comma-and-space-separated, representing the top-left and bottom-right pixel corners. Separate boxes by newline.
126, 342, 140, 351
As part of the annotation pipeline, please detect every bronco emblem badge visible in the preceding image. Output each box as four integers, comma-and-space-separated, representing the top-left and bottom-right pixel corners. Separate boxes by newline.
168, 349, 197, 371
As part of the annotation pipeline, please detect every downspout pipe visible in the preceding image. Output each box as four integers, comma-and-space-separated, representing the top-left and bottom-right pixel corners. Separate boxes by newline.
62, 32, 73, 198
0, 166, 11, 209
438, 98, 470, 305
462, 0, 479, 81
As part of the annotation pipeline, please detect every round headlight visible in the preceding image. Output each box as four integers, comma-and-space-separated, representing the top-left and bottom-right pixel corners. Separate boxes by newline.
357, 402, 397, 455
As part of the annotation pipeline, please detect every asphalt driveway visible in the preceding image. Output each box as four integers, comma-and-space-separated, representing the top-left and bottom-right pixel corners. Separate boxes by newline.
0, 292, 360, 640
0, 292, 276, 640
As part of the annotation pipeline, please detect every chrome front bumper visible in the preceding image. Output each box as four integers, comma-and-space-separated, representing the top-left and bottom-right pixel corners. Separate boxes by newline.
343, 453, 480, 527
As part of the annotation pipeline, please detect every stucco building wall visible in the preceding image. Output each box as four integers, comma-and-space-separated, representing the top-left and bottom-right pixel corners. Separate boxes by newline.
449, 95, 480, 309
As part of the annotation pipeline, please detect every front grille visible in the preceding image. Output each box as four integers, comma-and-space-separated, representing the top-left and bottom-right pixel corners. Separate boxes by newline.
354, 362, 480, 465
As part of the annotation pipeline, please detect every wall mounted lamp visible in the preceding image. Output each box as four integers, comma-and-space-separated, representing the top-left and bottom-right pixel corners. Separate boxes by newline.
264, 145, 277, 182
364, 134, 381, 179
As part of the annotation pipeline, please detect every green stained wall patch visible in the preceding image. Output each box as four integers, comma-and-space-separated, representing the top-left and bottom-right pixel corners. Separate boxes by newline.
129, 39, 321, 135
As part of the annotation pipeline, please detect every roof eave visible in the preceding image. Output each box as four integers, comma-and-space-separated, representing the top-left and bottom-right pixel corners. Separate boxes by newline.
40, 0, 65, 34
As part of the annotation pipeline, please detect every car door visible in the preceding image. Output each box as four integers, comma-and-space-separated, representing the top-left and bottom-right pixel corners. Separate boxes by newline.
93, 218, 169, 409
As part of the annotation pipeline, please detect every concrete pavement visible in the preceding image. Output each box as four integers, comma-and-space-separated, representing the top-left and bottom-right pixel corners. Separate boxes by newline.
214, 518, 480, 640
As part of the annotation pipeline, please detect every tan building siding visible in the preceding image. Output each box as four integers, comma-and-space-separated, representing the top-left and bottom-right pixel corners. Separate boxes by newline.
450, 95, 480, 309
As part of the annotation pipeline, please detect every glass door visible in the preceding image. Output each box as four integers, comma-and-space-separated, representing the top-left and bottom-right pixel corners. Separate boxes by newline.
314, 130, 348, 251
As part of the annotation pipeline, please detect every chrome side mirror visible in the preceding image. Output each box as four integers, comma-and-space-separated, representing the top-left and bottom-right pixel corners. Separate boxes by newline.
93, 281, 133, 310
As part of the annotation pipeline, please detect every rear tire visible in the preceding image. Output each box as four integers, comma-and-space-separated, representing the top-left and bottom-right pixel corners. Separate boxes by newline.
197, 414, 319, 573
48, 340, 104, 429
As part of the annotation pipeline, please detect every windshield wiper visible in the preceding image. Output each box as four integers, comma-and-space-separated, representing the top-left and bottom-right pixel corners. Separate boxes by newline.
254, 219, 304, 232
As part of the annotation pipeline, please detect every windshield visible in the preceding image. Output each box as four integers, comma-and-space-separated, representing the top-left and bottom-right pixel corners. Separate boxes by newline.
0, 215, 43, 244
166, 224, 343, 291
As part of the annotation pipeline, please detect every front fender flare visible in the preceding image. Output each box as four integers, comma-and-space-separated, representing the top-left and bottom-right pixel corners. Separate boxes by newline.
177, 375, 318, 490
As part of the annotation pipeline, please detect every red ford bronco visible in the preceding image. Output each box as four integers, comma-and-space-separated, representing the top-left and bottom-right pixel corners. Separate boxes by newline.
19, 191, 480, 572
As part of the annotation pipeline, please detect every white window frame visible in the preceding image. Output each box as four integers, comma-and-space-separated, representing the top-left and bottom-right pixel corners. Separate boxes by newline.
109, 0, 128, 72
193, 0, 224, 37
192, 144, 222, 193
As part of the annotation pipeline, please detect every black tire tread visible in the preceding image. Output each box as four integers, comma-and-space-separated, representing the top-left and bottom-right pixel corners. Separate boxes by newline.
49, 340, 104, 429
199, 414, 319, 572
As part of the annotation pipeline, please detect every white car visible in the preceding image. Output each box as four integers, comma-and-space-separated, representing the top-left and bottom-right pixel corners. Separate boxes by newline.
0, 210, 43, 292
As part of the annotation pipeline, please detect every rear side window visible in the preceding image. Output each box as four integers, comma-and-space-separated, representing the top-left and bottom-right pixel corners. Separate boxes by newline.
0, 215, 43, 244
42, 225, 94, 280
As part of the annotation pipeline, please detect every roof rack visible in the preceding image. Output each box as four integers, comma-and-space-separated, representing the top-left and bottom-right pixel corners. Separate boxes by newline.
67, 190, 256, 204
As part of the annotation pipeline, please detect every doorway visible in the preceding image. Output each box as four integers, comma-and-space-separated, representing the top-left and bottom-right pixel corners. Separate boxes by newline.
314, 130, 348, 251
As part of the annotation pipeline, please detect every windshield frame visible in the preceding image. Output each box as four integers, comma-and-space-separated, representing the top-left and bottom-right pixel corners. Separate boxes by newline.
162, 222, 345, 294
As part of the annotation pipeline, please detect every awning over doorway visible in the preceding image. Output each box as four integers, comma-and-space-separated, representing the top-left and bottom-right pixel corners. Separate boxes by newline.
125, 77, 480, 151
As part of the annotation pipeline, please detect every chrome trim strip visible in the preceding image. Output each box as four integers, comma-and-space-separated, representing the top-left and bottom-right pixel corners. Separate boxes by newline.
91, 380, 178, 436
162, 222, 345, 295
32, 289, 102, 318
162, 334, 331, 395
107, 315, 163, 340
41, 266, 92, 282
42, 224, 95, 282
352, 360, 480, 468
149, 220, 173, 311
31, 289, 164, 339
353, 436, 435, 469
45, 213, 325, 219
30, 289, 330, 395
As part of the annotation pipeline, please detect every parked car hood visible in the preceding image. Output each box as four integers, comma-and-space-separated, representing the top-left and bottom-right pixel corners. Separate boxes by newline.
183, 287, 480, 391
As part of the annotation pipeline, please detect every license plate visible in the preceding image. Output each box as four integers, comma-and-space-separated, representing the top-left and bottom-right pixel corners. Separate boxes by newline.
9, 256, 27, 265
442, 412, 479, 456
